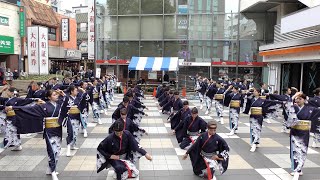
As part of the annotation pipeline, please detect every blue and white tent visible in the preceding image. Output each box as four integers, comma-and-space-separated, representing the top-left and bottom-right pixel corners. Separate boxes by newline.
128, 57, 179, 71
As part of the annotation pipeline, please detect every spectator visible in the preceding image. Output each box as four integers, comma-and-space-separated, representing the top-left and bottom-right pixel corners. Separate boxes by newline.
137, 77, 145, 84
5, 68, 13, 85
13, 69, 19, 80
20, 70, 27, 79
164, 73, 169, 82
128, 79, 133, 86
0, 68, 4, 85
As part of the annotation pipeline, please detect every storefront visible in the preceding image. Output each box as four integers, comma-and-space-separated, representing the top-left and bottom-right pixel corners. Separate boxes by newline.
261, 42, 320, 96
96, 59, 130, 82
0, 1, 20, 77
280, 62, 320, 96
178, 61, 267, 89
49, 48, 81, 74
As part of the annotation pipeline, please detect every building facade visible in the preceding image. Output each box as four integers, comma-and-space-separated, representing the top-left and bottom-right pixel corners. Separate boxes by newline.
0, 0, 21, 74
22, 0, 80, 74
94, 0, 267, 84
241, 0, 320, 95
73, 4, 95, 71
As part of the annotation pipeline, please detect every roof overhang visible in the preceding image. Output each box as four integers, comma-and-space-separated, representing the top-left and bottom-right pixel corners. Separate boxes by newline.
241, 0, 300, 19
281, 5, 320, 34
259, 35, 320, 51
241, 1, 278, 13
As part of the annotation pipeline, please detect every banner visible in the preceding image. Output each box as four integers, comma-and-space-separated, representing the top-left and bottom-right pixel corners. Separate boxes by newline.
88, 0, 95, 59
96, 68, 101, 78
27, 26, 39, 75
61, 18, 69, 41
0, 35, 14, 54
19, 7, 25, 37
38, 26, 49, 75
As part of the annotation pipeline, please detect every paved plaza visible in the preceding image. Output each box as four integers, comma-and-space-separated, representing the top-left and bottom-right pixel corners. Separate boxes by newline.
0, 94, 320, 180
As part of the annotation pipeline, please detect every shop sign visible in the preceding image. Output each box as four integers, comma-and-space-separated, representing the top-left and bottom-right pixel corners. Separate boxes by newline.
178, 5, 188, 14
19, 7, 25, 37
0, 16, 9, 26
87, 0, 95, 59
0, 35, 14, 54
65, 50, 81, 58
27, 26, 39, 74
178, 19, 188, 29
38, 26, 49, 74
27, 26, 49, 75
79, 41, 88, 53
61, 18, 69, 41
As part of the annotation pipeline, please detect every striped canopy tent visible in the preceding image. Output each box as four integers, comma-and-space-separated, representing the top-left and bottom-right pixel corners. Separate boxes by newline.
128, 57, 179, 71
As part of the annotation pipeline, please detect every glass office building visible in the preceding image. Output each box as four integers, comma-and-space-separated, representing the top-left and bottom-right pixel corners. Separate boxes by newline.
96, 0, 266, 85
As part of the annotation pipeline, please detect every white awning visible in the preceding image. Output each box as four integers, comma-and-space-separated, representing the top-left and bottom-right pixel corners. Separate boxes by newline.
128, 57, 179, 71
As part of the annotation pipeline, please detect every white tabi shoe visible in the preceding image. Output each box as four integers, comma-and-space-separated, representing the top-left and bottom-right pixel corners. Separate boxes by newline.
11, 145, 22, 151
211, 175, 217, 180
311, 140, 320, 148
227, 130, 235, 136
281, 127, 286, 133
104, 110, 108, 116
292, 172, 300, 180
98, 118, 102, 125
51, 171, 59, 180
108, 105, 111, 109
71, 146, 79, 150
290, 171, 303, 176
66, 145, 71, 157
250, 144, 257, 152
220, 117, 224, 125
83, 129, 88, 138
310, 133, 315, 137
46, 167, 59, 175
205, 110, 209, 115
265, 119, 272, 124
200, 104, 203, 110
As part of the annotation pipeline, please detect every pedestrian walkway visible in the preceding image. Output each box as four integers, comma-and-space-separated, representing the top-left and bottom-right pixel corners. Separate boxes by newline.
0, 94, 319, 180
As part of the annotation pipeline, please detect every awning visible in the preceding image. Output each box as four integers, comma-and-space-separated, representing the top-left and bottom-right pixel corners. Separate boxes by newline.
128, 57, 179, 71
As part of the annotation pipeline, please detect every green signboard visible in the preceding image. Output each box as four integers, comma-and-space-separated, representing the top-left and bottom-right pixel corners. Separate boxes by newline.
0, 16, 9, 26
0, 35, 14, 54
19, 7, 25, 37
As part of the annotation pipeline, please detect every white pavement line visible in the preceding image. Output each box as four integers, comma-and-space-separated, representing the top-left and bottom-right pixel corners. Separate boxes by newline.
255, 168, 291, 180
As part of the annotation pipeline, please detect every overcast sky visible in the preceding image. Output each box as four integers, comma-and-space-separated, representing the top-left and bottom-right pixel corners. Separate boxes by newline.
61, 0, 239, 12
61, 0, 86, 10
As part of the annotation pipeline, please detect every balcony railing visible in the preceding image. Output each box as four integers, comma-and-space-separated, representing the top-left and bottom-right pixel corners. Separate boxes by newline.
274, 24, 320, 43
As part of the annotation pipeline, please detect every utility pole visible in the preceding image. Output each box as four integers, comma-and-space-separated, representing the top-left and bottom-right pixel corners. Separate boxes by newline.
93, 0, 97, 75
235, 0, 241, 78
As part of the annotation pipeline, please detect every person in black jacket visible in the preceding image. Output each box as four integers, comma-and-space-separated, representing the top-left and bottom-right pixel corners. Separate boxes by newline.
197, 78, 208, 110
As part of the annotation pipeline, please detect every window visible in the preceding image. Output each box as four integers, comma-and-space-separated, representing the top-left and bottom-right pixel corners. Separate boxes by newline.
75, 9, 80, 13
79, 23, 87, 32
48, 28, 56, 41
52, 6, 57, 12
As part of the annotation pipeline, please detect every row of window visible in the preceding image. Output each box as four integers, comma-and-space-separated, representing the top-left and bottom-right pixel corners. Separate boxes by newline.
98, 0, 231, 15
48, 27, 56, 41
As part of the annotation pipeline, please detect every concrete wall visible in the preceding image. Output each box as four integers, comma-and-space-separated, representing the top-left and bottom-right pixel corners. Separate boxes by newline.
0, 2, 21, 55
240, 0, 267, 11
